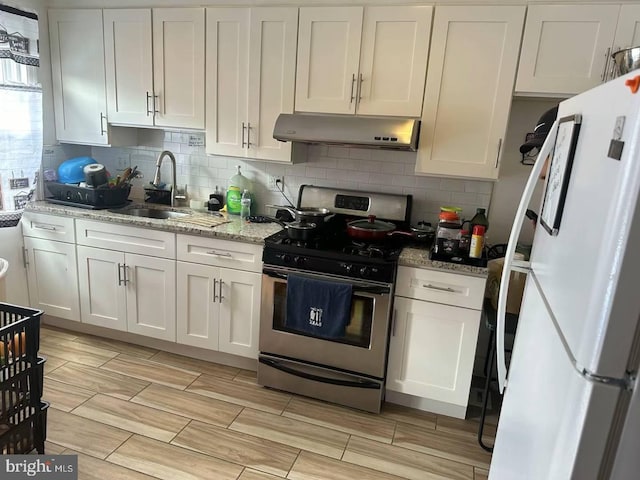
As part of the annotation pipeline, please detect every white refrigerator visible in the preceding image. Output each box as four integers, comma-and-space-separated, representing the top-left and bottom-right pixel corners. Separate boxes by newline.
490, 71, 640, 479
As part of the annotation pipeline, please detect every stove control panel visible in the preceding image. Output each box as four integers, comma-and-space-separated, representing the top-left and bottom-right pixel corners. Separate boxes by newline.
266, 250, 395, 283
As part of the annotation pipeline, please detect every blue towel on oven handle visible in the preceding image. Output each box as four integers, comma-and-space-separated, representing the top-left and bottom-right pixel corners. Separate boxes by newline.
285, 274, 353, 340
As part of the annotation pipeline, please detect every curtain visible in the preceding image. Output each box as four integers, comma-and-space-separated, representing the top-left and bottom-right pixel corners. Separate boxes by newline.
0, 4, 41, 227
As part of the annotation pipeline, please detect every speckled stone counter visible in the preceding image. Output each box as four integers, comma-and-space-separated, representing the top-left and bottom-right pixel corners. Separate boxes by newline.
25, 201, 282, 245
399, 247, 488, 278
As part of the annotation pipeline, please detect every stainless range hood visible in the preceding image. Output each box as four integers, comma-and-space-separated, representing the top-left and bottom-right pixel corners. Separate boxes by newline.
273, 113, 420, 151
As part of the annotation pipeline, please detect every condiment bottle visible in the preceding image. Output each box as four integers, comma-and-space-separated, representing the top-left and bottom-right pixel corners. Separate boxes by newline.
469, 225, 486, 259
470, 208, 489, 232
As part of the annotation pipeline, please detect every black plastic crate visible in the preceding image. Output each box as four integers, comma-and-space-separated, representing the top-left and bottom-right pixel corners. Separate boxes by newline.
0, 401, 49, 454
0, 303, 42, 366
0, 357, 45, 415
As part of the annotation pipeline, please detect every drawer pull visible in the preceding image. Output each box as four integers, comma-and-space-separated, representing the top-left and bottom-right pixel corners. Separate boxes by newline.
33, 224, 57, 231
422, 283, 456, 293
206, 250, 233, 258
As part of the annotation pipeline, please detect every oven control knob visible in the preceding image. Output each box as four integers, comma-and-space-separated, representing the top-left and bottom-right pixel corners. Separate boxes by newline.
342, 263, 354, 273
282, 254, 292, 263
359, 266, 372, 278
293, 256, 305, 266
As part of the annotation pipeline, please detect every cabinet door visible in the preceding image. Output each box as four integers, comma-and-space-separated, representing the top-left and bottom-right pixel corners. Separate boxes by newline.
125, 253, 176, 342
218, 269, 261, 359
49, 9, 109, 145
104, 9, 154, 126
247, 7, 298, 162
416, 6, 525, 179
153, 8, 205, 129
356, 6, 432, 117
516, 5, 619, 96
24, 237, 80, 322
176, 261, 219, 350
387, 297, 480, 407
77, 246, 127, 331
295, 7, 363, 114
205, 8, 249, 157
613, 5, 640, 51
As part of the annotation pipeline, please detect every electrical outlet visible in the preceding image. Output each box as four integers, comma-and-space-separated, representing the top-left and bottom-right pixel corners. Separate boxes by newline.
269, 175, 284, 192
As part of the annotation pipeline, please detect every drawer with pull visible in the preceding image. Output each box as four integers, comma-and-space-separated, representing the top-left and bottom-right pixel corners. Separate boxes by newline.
21, 212, 75, 243
395, 266, 486, 310
177, 234, 262, 272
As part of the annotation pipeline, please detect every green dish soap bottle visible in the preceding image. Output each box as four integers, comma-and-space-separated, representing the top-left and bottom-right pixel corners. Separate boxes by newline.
227, 165, 250, 215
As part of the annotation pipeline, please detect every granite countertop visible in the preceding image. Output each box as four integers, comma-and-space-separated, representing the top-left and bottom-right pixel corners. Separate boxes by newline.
25, 201, 283, 245
399, 247, 488, 277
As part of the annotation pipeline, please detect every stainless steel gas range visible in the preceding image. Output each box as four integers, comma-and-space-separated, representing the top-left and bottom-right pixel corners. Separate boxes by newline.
258, 185, 413, 413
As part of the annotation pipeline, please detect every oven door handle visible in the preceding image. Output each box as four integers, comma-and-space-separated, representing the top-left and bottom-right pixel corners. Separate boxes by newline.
263, 270, 389, 295
259, 357, 381, 390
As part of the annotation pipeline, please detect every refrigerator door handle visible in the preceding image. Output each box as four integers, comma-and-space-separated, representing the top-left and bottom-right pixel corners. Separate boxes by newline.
497, 119, 559, 394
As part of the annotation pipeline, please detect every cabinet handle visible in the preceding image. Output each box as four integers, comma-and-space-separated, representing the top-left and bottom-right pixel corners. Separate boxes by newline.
422, 283, 456, 293
146, 91, 153, 116
608, 46, 619, 81
153, 94, 159, 114
213, 278, 218, 303
123, 264, 130, 286
117, 263, 123, 286
601, 47, 611, 82
22, 247, 28, 268
495, 138, 503, 168
206, 250, 233, 258
350, 73, 356, 104
357, 73, 364, 103
219, 279, 224, 301
241, 122, 247, 148
33, 223, 56, 231
247, 122, 252, 148
391, 309, 396, 337
100, 113, 107, 135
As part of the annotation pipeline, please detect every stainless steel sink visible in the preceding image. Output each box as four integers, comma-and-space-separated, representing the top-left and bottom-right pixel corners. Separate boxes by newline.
110, 208, 190, 220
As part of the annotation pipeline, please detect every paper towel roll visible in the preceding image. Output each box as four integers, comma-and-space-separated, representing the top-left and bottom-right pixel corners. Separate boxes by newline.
83, 163, 108, 187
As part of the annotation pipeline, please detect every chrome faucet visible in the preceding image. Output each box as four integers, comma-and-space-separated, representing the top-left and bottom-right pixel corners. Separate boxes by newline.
152, 150, 185, 207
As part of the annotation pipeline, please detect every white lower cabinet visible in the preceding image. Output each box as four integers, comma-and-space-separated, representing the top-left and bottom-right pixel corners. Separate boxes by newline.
388, 266, 485, 416
77, 245, 176, 341
23, 236, 80, 322
177, 262, 260, 358
387, 296, 480, 406
176, 234, 262, 359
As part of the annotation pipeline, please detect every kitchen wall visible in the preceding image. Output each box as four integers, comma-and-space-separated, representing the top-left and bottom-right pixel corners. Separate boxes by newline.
87, 136, 493, 227
488, 97, 561, 245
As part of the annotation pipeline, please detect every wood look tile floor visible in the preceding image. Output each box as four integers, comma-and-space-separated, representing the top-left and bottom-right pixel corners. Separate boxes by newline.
40, 325, 495, 480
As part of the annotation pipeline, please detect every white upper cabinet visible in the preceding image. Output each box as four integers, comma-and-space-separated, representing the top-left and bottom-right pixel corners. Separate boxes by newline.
103, 9, 154, 126
515, 5, 619, 96
103, 8, 205, 129
416, 6, 525, 180
206, 7, 298, 162
49, 9, 109, 145
295, 6, 432, 117
357, 6, 433, 117
296, 7, 363, 115
612, 6, 640, 73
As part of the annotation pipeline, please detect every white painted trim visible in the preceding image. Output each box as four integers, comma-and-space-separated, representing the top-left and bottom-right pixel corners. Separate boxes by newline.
43, 314, 257, 371
385, 389, 467, 419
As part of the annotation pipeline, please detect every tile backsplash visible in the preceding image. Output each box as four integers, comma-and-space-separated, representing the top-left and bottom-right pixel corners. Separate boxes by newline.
46, 129, 493, 227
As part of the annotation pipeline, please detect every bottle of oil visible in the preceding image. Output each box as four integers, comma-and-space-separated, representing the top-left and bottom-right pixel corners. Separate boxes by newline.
470, 208, 489, 233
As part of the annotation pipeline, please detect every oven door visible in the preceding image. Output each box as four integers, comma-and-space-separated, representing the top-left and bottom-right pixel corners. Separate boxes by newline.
260, 265, 392, 378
